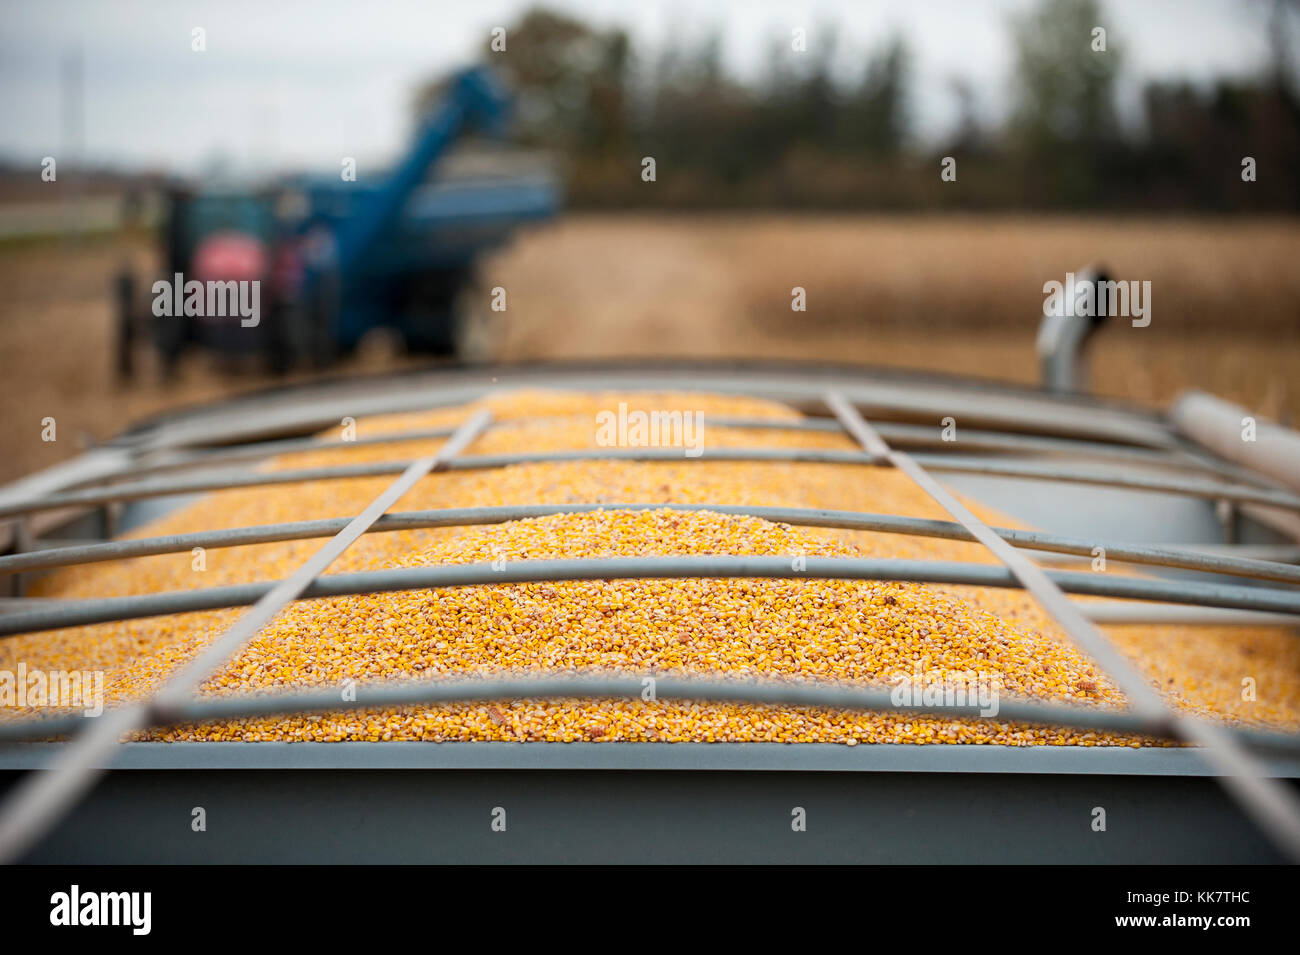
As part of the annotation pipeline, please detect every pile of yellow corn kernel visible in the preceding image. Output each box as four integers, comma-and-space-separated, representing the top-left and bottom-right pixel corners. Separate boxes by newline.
3, 389, 1297, 744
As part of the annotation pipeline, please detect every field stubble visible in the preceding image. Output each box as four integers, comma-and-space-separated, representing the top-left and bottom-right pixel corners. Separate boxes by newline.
0, 214, 1296, 483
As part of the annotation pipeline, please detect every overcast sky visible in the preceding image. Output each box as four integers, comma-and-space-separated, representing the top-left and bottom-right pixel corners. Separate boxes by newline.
0, 0, 1283, 174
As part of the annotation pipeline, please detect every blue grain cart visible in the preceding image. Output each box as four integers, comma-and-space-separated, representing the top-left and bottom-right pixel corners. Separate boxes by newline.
120, 67, 559, 377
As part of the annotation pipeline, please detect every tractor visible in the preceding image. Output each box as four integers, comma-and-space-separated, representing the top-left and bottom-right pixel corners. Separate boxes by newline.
116, 67, 558, 378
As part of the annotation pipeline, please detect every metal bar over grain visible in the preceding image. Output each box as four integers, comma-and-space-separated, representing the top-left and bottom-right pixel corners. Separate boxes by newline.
0, 410, 493, 863
825, 390, 1300, 862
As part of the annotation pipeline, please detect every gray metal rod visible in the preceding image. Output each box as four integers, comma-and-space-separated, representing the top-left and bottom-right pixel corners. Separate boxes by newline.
4, 447, 1299, 521
1, 450, 877, 519
1145, 542, 1300, 561
826, 390, 1300, 863
909, 452, 1300, 509
81, 425, 461, 485
102, 367, 1182, 454
79, 413, 1258, 491
3, 555, 1299, 638
0, 459, 426, 518
90, 417, 838, 487
0, 676, 1185, 744
883, 424, 1274, 485
1028, 546, 1300, 571
1172, 391, 1300, 495
5, 502, 1300, 586
0, 409, 494, 864
1081, 601, 1300, 627
826, 394, 1171, 715
3, 672, 1298, 753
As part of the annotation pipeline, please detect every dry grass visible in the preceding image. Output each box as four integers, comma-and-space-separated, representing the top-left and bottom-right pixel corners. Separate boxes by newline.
487, 214, 1300, 422
0, 213, 1297, 484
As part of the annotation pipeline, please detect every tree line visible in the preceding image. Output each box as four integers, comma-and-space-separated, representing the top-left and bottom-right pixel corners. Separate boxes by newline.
417, 0, 1300, 211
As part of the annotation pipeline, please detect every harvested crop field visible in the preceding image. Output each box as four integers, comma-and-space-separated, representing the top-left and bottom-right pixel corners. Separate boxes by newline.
4, 389, 1298, 745
2, 214, 1299, 485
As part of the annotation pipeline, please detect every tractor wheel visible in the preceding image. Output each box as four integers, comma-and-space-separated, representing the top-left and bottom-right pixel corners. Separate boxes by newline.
153, 290, 186, 383
266, 304, 292, 376
114, 267, 136, 382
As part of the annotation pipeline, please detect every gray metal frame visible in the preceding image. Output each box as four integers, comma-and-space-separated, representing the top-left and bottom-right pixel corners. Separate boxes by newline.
3, 556, 1300, 638
823, 391, 1300, 859
5, 503, 1298, 583
6, 740, 1300, 774
5, 672, 1300, 753
1, 362, 1298, 863
63, 415, 1281, 488
7, 755, 1293, 863
6, 448, 1299, 520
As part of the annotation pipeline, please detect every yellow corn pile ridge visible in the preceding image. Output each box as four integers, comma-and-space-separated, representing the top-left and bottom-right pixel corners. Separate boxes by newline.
4, 389, 1298, 744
